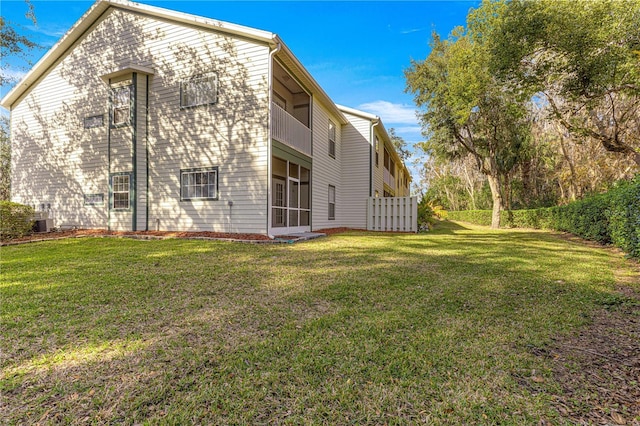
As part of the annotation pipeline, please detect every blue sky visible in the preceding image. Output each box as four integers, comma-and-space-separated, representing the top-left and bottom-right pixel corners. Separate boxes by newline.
2, 0, 478, 177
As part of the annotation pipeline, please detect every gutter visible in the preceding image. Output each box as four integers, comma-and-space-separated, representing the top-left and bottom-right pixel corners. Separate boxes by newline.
370, 118, 380, 197
266, 41, 281, 239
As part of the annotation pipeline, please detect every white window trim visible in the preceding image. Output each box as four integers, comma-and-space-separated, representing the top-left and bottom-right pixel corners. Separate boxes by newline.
180, 167, 219, 201
111, 85, 132, 127
328, 120, 336, 158
111, 173, 131, 210
180, 73, 218, 108
328, 185, 336, 220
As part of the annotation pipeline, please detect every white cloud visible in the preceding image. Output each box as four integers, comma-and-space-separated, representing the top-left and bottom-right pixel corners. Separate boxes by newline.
26, 24, 67, 39
2, 69, 27, 84
357, 100, 418, 125
392, 126, 423, 135
400, 28, 425, 35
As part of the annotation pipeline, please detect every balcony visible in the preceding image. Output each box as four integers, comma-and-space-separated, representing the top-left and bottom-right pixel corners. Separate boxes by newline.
271, 102, 312, 157
384, 167, 395, 189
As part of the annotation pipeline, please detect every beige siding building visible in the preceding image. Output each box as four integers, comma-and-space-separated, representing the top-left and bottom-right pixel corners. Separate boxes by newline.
2, 0, 412, 236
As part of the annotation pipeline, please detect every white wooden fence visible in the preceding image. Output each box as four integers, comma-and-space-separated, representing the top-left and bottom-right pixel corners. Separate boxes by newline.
367, 196, 418, 232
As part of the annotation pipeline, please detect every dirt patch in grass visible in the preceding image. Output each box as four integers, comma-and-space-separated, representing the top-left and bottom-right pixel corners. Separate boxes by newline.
533, 286, 640, 425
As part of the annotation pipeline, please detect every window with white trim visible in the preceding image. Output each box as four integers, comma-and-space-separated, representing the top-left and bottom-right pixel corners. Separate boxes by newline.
112, 85, 131, 126
181, 167, 218, 200
181, 74, 218, 108
112, 175, 130, 209
375, 136, 379, 167
328, 120, 336, 158
328, 185, 336, 220
84, 193, 104, 206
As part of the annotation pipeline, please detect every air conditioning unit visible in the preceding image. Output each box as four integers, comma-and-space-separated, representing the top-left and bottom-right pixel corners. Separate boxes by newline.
33, 219, 54, 233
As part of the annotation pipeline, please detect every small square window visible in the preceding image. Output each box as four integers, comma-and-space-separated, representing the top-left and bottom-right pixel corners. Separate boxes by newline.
84, 193, 104, 206
181, 74, 218, 108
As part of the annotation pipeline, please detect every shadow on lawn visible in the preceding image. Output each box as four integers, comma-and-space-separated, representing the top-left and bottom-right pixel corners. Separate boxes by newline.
0, 227, 634, 423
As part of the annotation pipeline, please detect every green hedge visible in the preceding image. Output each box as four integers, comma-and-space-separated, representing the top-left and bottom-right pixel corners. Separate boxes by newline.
447, 176, 640, 258
0, 201, 35, 240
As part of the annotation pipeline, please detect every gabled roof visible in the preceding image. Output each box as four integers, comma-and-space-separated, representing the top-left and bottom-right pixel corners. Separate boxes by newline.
0, 0, 347, 123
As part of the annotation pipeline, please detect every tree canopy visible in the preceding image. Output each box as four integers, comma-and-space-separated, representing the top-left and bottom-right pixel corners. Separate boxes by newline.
406, 0, 531, 228
407, 0, 639, 226
492, 0, 640, 165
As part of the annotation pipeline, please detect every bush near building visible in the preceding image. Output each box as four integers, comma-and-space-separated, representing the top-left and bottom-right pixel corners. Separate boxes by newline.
0, 201, 34, 240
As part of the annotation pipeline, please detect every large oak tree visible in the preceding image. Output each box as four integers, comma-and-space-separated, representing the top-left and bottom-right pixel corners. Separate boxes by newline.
406, 1, 530, 228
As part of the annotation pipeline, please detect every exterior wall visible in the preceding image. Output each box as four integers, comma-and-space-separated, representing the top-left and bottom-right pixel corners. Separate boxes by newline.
310, 100, 342, 230
339, 112, 371, 229
372, 128, 386, 197
10, 7, 270, 233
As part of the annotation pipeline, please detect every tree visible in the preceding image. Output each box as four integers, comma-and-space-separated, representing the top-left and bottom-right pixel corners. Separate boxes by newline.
0, 1, 38, 201
493, 0, 640, 166
406, 0, 531, 228
0, 116, 9, 201
387, 128, 411, 162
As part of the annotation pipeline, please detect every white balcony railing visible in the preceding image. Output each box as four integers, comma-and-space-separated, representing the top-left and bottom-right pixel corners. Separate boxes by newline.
384, 168, 395, 189
271, 102, 312, 157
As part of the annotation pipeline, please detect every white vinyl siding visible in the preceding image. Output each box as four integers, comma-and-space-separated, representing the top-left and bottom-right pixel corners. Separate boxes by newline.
339, 111, 373, 228
9, 8, 270, 233
310, 101, 342, 230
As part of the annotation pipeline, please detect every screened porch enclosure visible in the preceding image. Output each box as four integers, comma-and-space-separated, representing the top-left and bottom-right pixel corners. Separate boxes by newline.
271, 156, 310, 234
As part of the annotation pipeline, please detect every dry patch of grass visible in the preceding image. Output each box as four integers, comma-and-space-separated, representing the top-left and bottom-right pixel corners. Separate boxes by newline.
1, 221, 638, 424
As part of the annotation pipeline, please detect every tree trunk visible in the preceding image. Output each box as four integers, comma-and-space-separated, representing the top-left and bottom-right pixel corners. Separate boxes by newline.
486, 173, 503, 229
558, 136, 579, 201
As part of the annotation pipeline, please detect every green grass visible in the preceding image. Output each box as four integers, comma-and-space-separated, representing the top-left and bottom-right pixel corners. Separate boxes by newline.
1, 221, 636, 424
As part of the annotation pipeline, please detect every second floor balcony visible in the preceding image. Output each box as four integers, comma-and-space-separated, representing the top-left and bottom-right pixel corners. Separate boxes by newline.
271, 101, 312, 157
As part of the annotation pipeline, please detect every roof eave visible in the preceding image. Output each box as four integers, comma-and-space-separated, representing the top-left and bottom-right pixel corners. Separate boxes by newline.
275, 37, 348, 126
1, 0, 277, 110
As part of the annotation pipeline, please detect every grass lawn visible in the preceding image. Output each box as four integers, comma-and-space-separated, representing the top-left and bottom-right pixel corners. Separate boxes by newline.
1, 221, 638, 424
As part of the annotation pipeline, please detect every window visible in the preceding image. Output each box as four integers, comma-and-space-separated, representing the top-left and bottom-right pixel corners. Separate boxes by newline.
328, 120, 336, 158
84, 115, 103, 129
328, 185, 336, 220
84, 193, 104, 206
375, 136, 379, 167
111, 85, 131, 126
181, 167, 218, 200
181, 73, 218, 108
111, 174, 130, 209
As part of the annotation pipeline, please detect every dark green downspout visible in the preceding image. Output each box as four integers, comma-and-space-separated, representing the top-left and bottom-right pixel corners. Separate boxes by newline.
107, 78, 112, 231
145, 74, 150, 231
131, 73, 137, 231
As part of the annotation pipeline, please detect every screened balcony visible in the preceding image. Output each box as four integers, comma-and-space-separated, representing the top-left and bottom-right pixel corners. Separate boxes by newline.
271, 60, 312, 157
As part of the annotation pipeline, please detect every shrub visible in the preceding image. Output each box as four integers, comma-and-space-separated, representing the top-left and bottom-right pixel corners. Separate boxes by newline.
0, 201, 35, 240
446, 210, 493, 226
447, 176, 640, 258
606, 176, 640, 258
